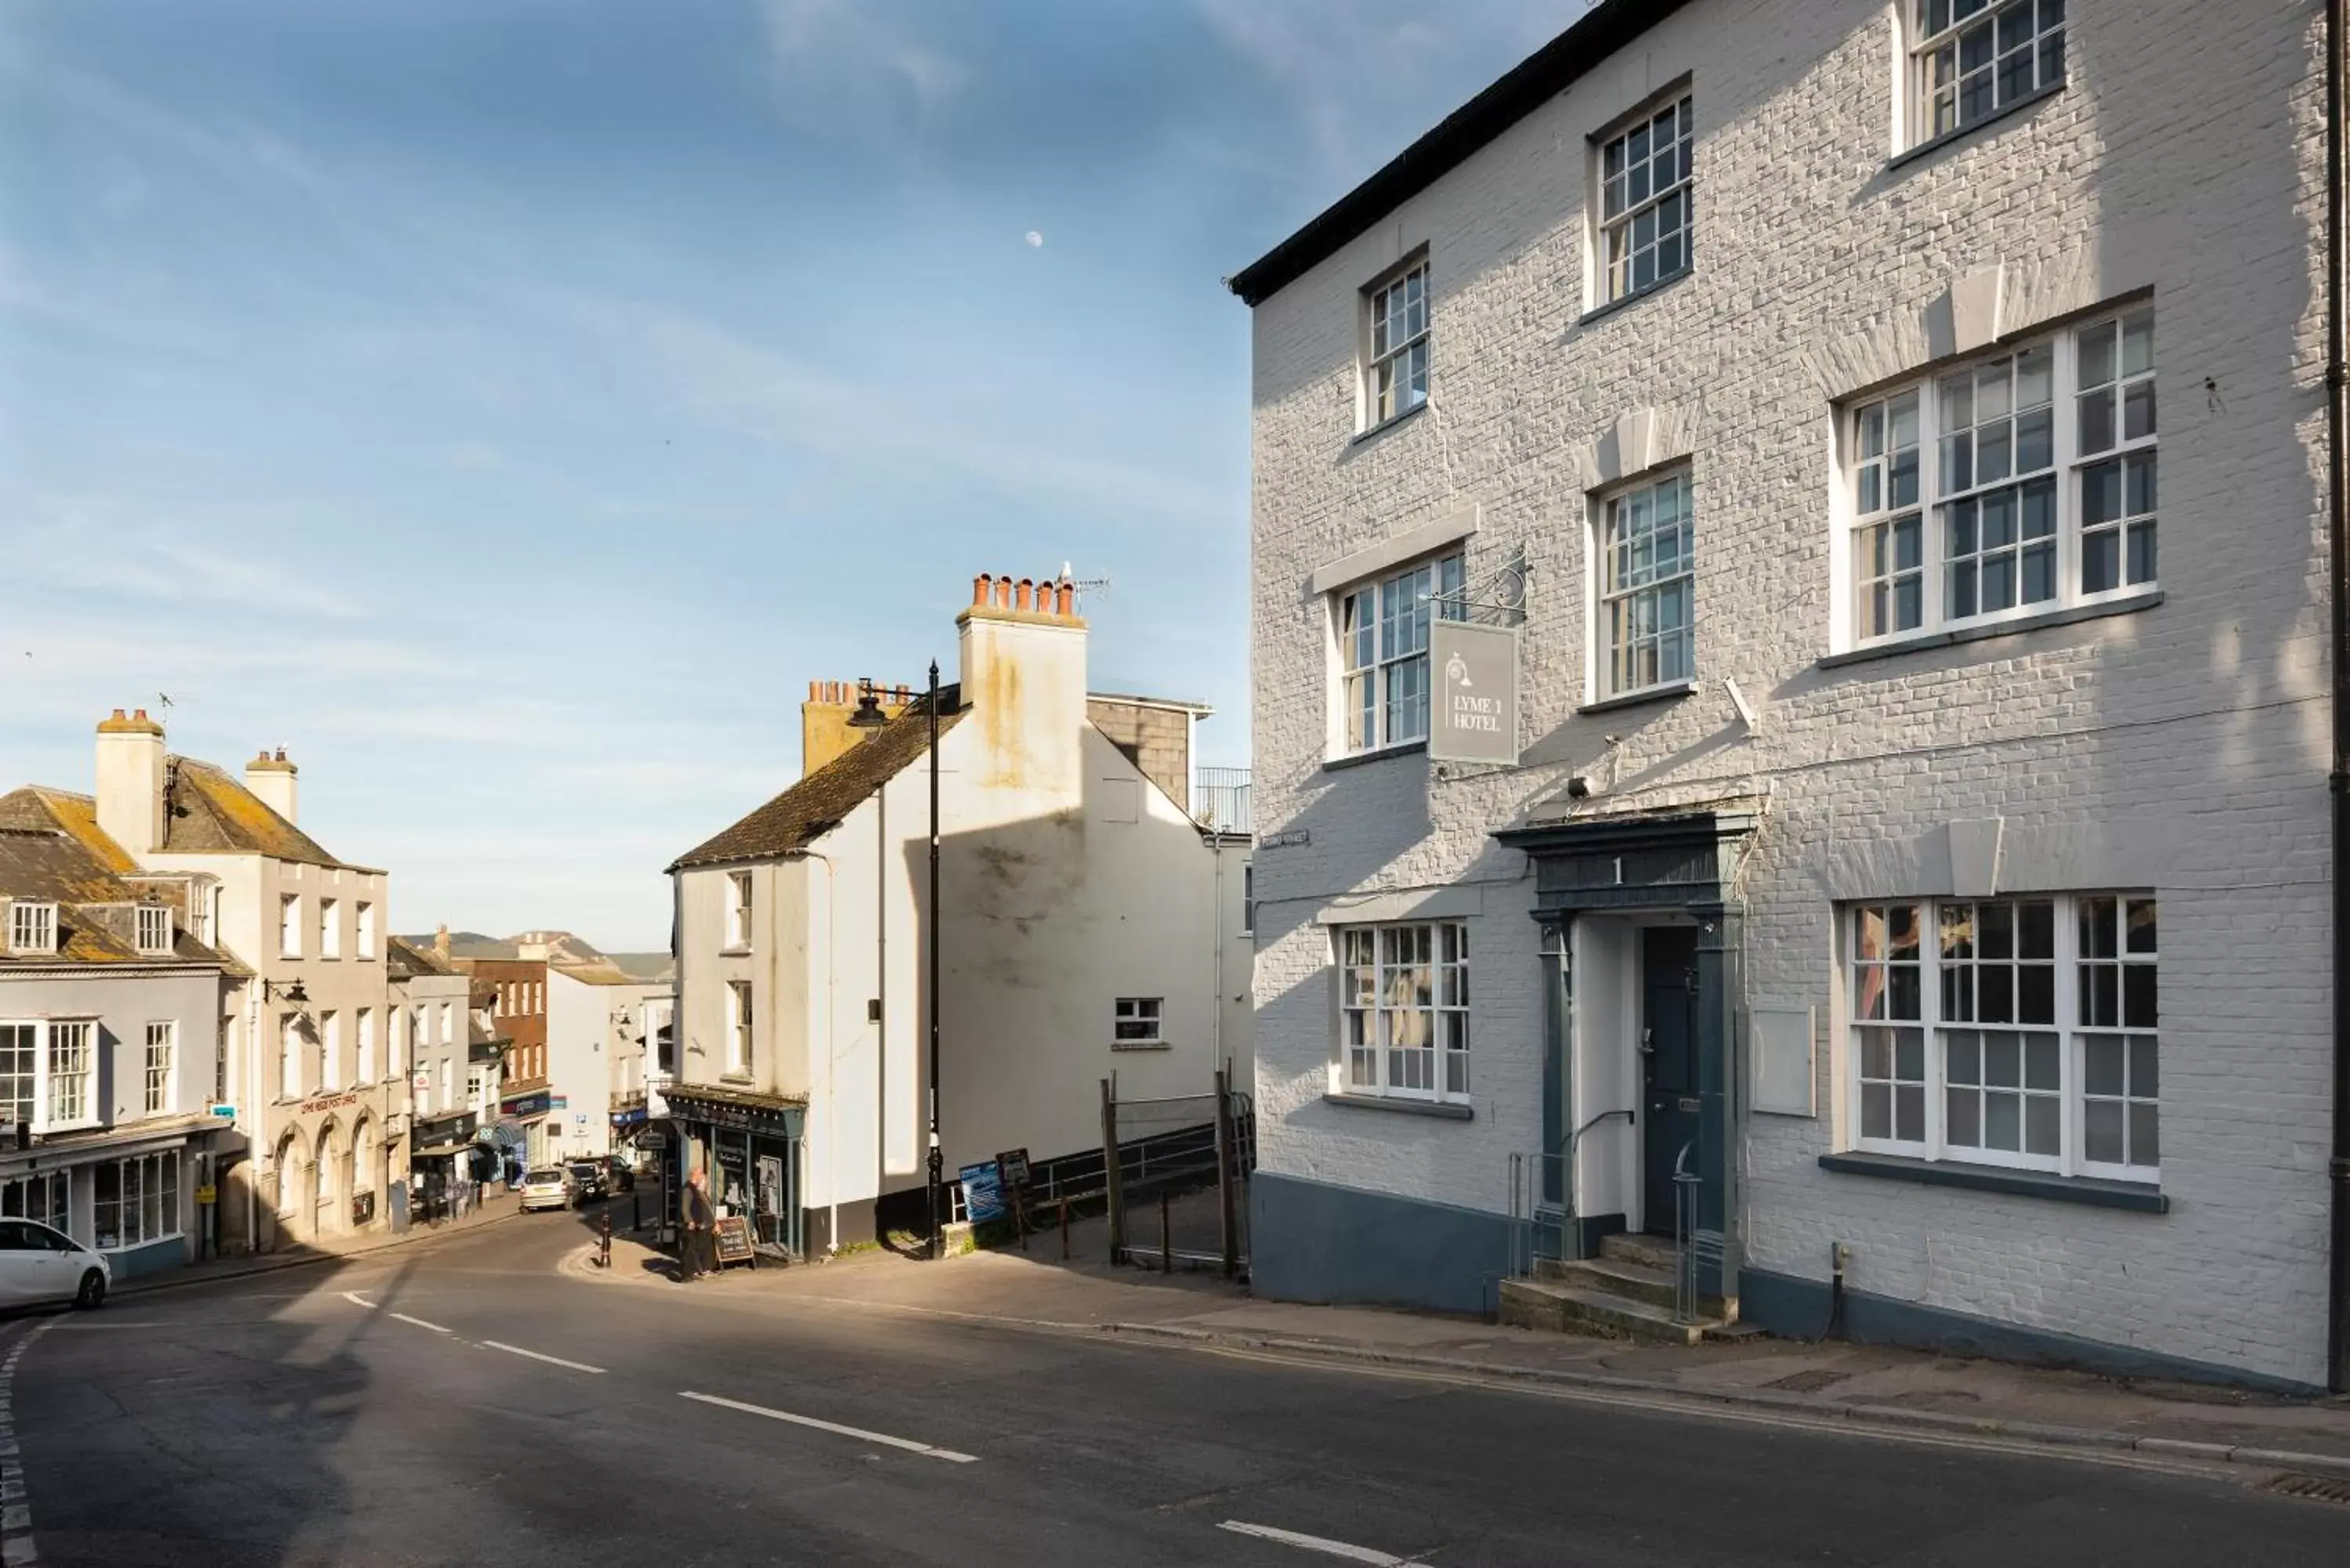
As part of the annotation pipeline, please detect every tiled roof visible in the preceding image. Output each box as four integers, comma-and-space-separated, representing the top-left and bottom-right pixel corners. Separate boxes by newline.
161, 757, 356, 869
0, 789, 231, 969
386, 934, 456, 979
670, 691, 964, 871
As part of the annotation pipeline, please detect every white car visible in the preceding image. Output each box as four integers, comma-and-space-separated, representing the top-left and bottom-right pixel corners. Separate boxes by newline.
518, 1168, 573, 1213
0, 1219, 109, 1310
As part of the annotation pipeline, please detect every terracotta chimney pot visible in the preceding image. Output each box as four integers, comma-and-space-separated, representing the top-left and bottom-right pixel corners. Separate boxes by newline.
1015, 578, 1034, 612
1056, 580, 1075, 616
972, 573, 990, 606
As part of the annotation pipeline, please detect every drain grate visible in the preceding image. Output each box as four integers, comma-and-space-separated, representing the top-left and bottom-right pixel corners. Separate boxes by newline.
2259, 1472, 2350, 1505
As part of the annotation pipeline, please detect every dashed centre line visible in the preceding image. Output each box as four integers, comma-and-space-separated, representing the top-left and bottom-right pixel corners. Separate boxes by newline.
388, 1313, 451, 1334
678, 1391, 979, 1463
1217, 1520, 1411, 1565
481, 1342, 606, 1375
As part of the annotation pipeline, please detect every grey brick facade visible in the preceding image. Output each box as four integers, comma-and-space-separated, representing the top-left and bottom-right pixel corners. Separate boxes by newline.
1241, 0, 2335, 1387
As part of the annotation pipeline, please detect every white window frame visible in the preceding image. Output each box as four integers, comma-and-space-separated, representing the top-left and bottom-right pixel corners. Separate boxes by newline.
320, 1010, 342, 1091
1846, 893, 2158, 1183
136, 905, 172, 956
319, 898, 340, 959
0, 1172, 70, 1235
94, 1150, 181, 1252
144, 1021, 175, 1115
727, 981, 753, 1076
1594, 91, 1693, 309
1837, 304, 2156, 652
726, 870, 754, 949
280, 894, 302, 959
1112, 997, 1164, 1050
356, 1007, 375, 1084
217, 1013, 235, 1105
1594, 469, 1696, 699
9, 901, 56, 956
280, 1016, 303, 1100
439, 1001, 453, 1044
1361, 257, 1430, 428
1904, 0, 2066, 152
356, 901, 376, 960
1336, 920, 1470, 1104
197, 882, 220, 947
1334, 551, 1466, 755
0, 1022, 38, 1126
1240, 862, 1254, 938
47, 1020, 93, 1128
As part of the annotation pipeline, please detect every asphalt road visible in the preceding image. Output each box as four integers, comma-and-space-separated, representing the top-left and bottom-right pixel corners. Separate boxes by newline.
7, 1207, 2346, 1566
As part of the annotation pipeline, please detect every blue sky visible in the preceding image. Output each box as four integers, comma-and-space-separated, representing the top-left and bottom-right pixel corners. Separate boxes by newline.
0, 0, 1589, 948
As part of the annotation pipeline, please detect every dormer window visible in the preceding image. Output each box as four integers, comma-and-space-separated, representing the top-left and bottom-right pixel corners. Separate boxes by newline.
136, 905, 173, 956
9, 902, 56, 956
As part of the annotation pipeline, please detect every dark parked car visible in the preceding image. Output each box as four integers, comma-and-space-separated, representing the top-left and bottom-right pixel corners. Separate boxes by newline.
567, 1160, 610, 1203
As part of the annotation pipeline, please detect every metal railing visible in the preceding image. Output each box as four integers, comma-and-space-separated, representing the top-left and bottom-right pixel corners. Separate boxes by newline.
1195, 768, 1252, 835
1504, 1107, 1636, 1281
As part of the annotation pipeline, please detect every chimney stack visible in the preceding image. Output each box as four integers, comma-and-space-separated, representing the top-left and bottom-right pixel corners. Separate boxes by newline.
94, 708, 168, 857
244, 747, 299, 825
957, 570, 1088, 802
434, 923, 450, 962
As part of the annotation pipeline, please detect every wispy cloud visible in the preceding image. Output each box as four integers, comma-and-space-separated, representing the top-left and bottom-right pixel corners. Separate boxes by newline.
1195, 0, 1593, 186
759, 0, 967, 127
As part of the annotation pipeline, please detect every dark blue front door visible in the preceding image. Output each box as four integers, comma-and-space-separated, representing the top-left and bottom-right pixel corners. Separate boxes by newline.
1641, 926, 1701, 1237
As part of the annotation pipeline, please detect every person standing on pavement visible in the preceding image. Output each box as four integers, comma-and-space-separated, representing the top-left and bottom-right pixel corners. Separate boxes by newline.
680, 1167, 714, 1283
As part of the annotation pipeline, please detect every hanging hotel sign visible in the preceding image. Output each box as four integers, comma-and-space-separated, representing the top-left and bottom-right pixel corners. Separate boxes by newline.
1429, 620, 1520, 764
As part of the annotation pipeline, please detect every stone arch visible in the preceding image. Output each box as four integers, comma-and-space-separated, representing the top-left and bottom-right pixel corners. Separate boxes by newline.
351, 1113, 378, 1227
313, 1118, 341, 1234
273, 1128, 308, 1246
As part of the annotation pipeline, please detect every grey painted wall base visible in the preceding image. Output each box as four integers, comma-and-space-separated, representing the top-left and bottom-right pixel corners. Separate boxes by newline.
107, 1234, 192, 1281
1739, 1268, 2324, 1396
1251, 1171, 1506, 1317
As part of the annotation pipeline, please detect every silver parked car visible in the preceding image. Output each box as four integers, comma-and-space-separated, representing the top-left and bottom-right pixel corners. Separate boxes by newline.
517, 1167, 573, 1213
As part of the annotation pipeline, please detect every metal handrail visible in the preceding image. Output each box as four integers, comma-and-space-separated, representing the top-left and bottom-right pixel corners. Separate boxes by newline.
1672, 1140, 1700, 1324
1506, 1109, 1637, 1281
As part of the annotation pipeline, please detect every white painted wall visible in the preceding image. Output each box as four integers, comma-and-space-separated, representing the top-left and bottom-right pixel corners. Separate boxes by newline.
1246, 0, 2334, 1382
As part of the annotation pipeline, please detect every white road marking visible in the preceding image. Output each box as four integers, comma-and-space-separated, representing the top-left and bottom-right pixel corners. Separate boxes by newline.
1217, 1520, 1409, 1565
481, 1342, 606, 1375
341, 1292, 376, 1310
388, 1313, 450, 1334
678, 1391, 978, 1463
0, 1319, 56, 1567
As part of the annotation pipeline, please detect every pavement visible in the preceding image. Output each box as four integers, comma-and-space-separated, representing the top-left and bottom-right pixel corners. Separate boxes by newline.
570, 1221, 2350, 1478
115, 1188, 522, 1298
5, 1204, 2348, 1565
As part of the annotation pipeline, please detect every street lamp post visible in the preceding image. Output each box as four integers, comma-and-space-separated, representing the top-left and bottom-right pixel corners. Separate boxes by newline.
847, 667, 946, 1259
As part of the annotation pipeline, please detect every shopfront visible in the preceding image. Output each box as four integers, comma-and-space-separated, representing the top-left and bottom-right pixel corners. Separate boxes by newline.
660, 1085, 804, 1260
409, 1108, 479, 1223
500, 1089, 551, 1170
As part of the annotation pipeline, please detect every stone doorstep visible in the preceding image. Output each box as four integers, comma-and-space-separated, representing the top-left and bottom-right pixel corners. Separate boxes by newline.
1499, 1276, 1754, 1347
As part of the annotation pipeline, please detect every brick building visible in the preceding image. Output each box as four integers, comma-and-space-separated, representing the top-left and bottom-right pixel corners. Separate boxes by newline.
1232, 0, 2341, 1389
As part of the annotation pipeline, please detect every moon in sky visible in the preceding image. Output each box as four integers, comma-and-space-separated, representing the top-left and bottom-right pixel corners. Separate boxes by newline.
1025, 230, 1044, 248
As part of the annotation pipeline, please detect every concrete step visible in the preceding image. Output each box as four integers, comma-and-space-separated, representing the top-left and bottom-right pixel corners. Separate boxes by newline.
1536, 1253, 1679, 1311
1499, 1277, 1720, 1346
1597, 1231, 1680, 1272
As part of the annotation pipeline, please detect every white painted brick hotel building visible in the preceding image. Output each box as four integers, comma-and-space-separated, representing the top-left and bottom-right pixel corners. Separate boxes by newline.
1233, 0, 2344, 1389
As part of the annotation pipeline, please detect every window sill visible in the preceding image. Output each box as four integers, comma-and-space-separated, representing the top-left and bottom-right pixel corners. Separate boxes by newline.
719, 1073, 755, 1087
719, 945, 751, 958
1886, 81, 2066, 173
1819, 1151, 2167, 1212
1577, 264, 1693, 329
1348, 399, 1429, 447
1111, 1041, 1170, 1053
1323, 1092, 1473, 1121
1820, 591, 2161, 670
1578, 677, 1697, 716
1322, 739, 1427, 773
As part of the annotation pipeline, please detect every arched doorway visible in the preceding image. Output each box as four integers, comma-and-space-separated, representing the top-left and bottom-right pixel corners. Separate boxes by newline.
273, 1129, 307, 1248
314, 1121, 340, 1235
352, 1115, 378, 1229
